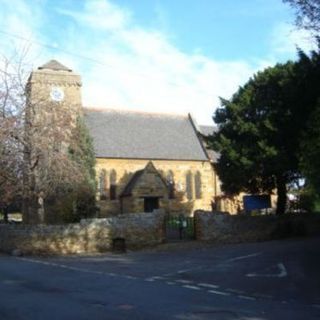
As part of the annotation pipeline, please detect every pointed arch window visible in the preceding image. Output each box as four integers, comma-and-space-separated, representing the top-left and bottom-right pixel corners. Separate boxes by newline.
110, 169, 117, 200
186, 171, 193, 200
99, 169, 107, 200
194, 171, 202, 199
166, 170, 175, 199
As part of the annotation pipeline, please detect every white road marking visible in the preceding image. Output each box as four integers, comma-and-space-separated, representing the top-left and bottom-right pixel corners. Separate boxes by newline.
198, 283, 219, 289
144, 278, 155, 282
277, 263, 288, 277
226, 288, 244, 294
246, 263, 287, 278
18, 257, 95, 274
17, 257, 136, 280
177, 268, 197, 274
177, 269, 190, 274
182, 285, 201, 290
238, 295, 256, 301
161, 266, 203, 278
17, 257, 282, 302
225, 252, 262, 263
175, 279, 193, 284
208, 290, 230, 296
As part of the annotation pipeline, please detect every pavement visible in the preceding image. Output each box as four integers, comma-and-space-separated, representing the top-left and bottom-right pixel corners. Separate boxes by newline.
0, 237, 319, 319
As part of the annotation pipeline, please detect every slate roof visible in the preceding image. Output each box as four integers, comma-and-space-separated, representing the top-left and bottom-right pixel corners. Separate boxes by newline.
84, 108, 209, 161
121, 170, 144, 197
120, 162, 167, 197
38, 60, 72, 72
198, 125, 220, 163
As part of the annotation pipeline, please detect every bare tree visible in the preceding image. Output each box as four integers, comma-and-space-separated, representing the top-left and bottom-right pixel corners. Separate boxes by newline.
284, 0, 320, 36
0, 48, 96, 224
0, 48, 28, 221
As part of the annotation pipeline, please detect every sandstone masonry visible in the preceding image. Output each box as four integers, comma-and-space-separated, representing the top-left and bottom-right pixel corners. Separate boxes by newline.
194, 211, 320, 243
96, 158, 217, 217
0, 211, 165, 255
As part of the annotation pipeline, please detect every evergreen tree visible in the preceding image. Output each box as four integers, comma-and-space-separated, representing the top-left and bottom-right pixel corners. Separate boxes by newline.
298, 50, 320, 201
70, 116, 96, 220
50, 116, 96, 223
209, 61, 308, 214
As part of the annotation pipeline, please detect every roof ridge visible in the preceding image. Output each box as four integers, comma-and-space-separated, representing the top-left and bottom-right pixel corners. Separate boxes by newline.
83, 106, 188, 118
38, 60, 72, 72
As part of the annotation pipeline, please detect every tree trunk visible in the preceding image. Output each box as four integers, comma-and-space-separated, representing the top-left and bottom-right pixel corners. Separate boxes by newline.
3, 207, 8, 223
276, 175, 287, 215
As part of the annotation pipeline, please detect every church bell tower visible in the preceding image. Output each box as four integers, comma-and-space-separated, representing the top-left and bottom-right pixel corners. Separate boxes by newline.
23, 60, 83, 224
26, 59, 83, 120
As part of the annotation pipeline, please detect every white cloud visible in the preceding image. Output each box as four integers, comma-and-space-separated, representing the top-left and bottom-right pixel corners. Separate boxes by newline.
0, 0, 48, 69
1, 0, 315, 125
270, 22, 317, 57
53, 1, 260, 125
57, 0, 131, 31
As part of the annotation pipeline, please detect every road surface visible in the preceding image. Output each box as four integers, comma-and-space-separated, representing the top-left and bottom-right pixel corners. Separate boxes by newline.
0, 237, 319, 319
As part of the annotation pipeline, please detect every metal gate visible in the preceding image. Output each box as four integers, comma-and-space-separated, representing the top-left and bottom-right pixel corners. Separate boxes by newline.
165, 215, 195, 241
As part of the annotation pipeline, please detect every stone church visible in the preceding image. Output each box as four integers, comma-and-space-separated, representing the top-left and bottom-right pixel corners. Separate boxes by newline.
24, 59, 233, 222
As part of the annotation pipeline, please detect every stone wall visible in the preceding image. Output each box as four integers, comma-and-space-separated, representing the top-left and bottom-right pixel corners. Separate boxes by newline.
194, 211, 320, 243
0, 211, 165, 255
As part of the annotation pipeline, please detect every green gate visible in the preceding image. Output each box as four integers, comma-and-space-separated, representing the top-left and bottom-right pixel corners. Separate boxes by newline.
165, 215, 195, 241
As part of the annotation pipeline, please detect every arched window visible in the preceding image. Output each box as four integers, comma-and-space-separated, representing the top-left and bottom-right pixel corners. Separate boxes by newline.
99, 169, 107, 200
166, 170, 175, 199
194, 171, 202, 199
186, 171, 193, 200
110, 169, 117, 200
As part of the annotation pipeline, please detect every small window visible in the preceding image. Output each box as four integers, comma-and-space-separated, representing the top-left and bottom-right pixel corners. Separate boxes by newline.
167, 170, 175, 199
110, 184, 117, 200
195, 171, 202, 199
109, 169, 117, 200
99, 169, 107, 200
186, 171, 193, 200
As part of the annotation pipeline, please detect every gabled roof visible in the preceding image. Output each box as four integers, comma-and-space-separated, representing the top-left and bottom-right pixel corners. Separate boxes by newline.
121, 169, 144, 197
197, 125, 220, 163
84, 108, 209, 161
38, 60, 72, 72
121, 161, 168, 197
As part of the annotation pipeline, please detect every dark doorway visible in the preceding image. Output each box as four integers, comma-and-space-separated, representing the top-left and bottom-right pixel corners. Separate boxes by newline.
144, 197, 159, 212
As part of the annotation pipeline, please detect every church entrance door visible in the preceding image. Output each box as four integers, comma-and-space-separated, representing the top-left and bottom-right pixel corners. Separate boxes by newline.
144, 197, 159, 212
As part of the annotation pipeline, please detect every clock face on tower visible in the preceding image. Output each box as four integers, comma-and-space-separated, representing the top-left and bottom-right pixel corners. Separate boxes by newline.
50, 87, 64, 102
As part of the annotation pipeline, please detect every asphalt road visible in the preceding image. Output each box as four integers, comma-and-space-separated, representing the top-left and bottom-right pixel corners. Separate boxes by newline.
0, 237, 319, 320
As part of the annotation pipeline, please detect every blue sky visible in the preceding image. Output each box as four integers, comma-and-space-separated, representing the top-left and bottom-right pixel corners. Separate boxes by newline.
0, 0, 316, 124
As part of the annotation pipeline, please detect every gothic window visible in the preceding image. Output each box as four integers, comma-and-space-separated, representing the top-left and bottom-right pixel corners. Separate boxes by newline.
194, 171, 202, 199
186, 171, 193, 200
110, 169, 117, 200
99, 169, 107, 200
166, 170, 175, 199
